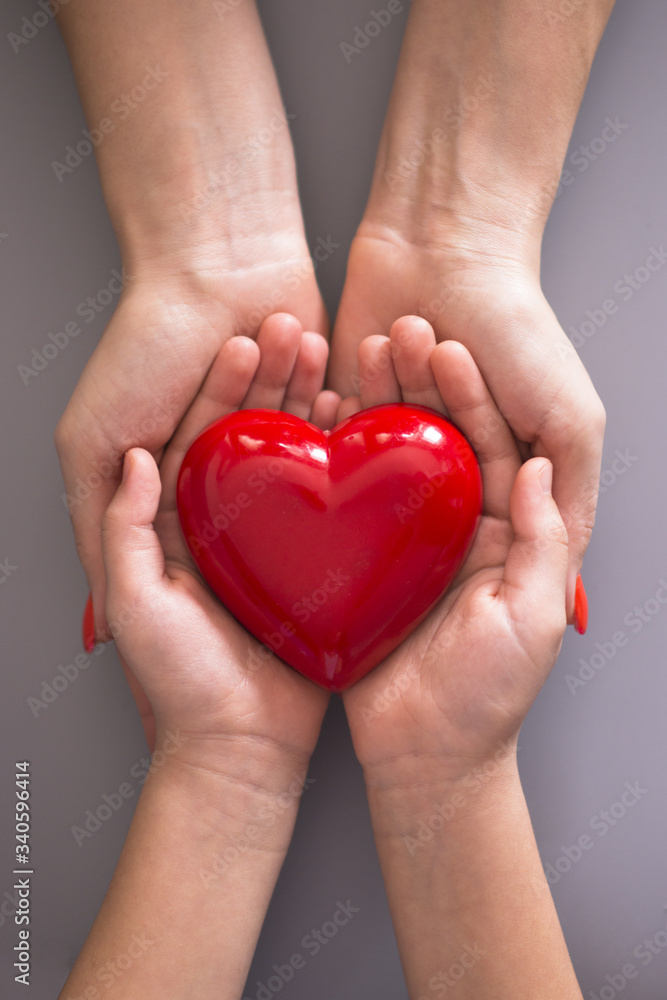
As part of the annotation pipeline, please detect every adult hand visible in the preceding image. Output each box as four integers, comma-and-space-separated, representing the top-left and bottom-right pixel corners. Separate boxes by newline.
56, 248, 328, 649
330, 222, 603, 622
54, 0, 331, 646
329, 0, 613, 620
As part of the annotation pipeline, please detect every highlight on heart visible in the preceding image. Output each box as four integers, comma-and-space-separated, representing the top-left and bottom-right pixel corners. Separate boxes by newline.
177, 403, 482, 691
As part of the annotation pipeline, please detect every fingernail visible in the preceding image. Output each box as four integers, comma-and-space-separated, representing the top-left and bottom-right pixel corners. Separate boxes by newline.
82, 592, 96, 653
573, 573, 588, 635
539, 462, 553, 495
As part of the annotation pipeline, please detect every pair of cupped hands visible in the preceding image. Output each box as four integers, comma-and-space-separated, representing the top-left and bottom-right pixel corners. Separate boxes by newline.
77, 309, 571, 791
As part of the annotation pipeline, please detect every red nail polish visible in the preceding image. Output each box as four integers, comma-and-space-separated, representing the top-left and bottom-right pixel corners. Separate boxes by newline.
82, 593, 96, 652
574, 573, 588, 635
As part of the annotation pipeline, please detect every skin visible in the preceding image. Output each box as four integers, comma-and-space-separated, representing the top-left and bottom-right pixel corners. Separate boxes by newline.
57, 321, 337, 1000
338, 317, 581, 997
329, 0, 615, 617
54, 0, 613, 640
59, 317, 584, 998
50, 2, 612, 990
107, 312, 340, 750
54, 0, 329, 647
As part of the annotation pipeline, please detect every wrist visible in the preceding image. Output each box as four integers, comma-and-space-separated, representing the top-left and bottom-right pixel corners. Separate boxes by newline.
56, 0, 307, 278
363, 746, 521, 842
361, 738, 519, 801
366, 0, 613, 248
60, 727, 314, 1000
147, 731, 314, 851
367, 108, 560, 247
107, 134, 307, 280
154, 726, 314, 794
354, 198, 544, 280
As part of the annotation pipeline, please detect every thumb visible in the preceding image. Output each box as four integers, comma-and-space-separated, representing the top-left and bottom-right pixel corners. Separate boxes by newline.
101, 448, 166, 614
501, 459, 569, 647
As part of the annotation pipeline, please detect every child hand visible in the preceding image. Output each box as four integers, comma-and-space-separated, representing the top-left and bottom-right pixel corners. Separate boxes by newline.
340, 317, 569, 784
102, 314, 338, 768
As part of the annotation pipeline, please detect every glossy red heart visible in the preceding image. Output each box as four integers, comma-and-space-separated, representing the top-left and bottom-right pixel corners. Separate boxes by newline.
177, 404, 482, 691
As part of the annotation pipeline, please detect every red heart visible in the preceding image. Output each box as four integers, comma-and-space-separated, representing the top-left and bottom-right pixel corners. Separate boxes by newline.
177, 404, 482, 691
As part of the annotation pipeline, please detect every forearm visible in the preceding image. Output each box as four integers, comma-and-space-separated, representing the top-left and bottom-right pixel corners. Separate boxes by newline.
58, 738, 311, 1000
56, 0, 301, 274
369, 0, 616, 242
364, 753, 583, 999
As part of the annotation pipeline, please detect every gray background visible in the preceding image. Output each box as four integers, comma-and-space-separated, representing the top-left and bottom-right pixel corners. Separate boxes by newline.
2, 0, 667, 997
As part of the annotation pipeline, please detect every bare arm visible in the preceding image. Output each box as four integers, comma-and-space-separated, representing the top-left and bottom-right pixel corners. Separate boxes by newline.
331, 0, 615, 620
54, 1, 327, 654
58, 746, 311, 1000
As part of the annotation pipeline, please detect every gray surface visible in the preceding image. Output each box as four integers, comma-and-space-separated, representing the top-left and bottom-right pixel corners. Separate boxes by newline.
1, 0, 667, 997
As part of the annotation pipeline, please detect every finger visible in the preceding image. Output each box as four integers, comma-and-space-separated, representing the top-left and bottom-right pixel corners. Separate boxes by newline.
311, 390, 342, 430
537, 396, 605, 621
431, 341, 521, 522
158, 336, 260, 502
389, 316, 447, 414
56, 436, 123, 646
101, 448, 166, 607
358, 336, 401, 409
281, 332, 329, 420
501, 458, 569, 651
241, 313, 302, 410
336, 395, 363, 423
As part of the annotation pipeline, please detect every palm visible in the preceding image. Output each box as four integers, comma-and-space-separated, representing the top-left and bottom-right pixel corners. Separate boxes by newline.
57, 232, 327, 637
117, 559, 330, 759
330, 227, 557, 401
330, 226, 603, 610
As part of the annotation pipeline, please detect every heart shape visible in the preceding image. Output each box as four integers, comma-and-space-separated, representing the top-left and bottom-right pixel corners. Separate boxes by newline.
177, 404, 482, 691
